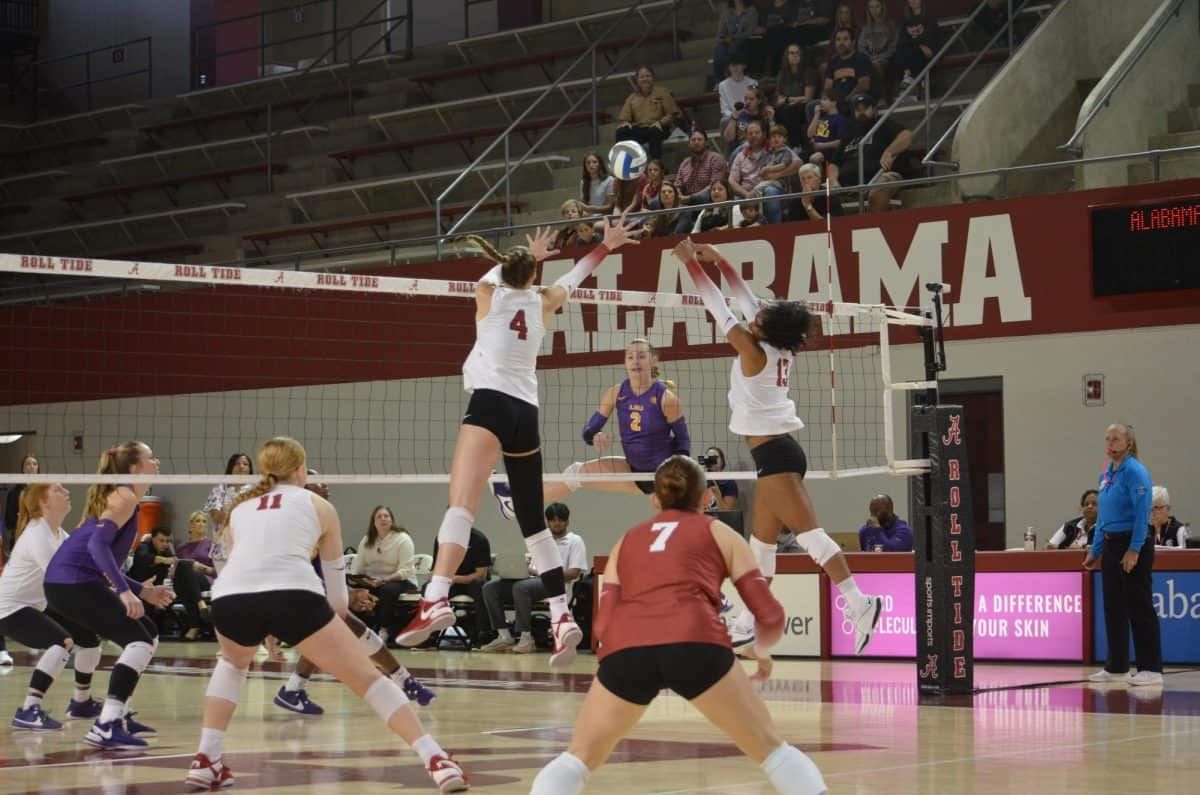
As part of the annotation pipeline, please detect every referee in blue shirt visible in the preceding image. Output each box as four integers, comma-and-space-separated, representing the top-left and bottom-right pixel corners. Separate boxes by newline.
1083, 423, 1162, 686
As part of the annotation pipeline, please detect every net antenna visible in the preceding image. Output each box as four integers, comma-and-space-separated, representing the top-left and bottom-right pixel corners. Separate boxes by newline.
0, 252, 934, 486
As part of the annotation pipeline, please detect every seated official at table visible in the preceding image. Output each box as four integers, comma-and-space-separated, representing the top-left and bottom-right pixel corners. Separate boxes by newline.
1150, 486, 1190, 548
1046, 489, 1099, 549
858, 494, 913, 552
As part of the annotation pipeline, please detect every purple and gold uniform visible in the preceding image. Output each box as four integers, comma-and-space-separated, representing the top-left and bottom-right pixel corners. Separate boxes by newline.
583, 380, 690, 493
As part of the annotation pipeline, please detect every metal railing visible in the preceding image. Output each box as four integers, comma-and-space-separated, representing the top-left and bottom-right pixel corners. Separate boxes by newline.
1059, 0, 1189, 155
8, 37, 152, 122
433, 0, 688, 254
199, 142, 1200, 274
859, 0, 1014, 191
191, 0, 413, 91
923, 0, 1040, 170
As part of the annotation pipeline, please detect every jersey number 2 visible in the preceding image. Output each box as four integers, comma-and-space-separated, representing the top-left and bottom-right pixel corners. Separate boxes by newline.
776, 358, 791, 387
509, 309, 528, 340
256, 494, 282, 511
649, 521, 679, 552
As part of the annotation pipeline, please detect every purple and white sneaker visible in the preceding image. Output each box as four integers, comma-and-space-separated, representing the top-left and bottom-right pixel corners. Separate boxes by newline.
12, 705, 62, 731
274, 686, 324, 715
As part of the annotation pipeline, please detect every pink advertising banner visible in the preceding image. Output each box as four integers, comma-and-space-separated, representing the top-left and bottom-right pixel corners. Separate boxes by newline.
829, 572, 1084, 660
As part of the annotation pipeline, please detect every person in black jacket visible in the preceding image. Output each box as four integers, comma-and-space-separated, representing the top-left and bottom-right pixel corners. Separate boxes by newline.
1046, 489, 1099, 549
894, 0, 938, 98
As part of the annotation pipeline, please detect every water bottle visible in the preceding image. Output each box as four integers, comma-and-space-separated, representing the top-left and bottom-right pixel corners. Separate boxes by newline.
1024, 526, 1037, 551
163, 560, 177, 590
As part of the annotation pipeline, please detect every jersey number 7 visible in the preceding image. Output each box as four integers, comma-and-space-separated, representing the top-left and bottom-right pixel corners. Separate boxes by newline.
649, 521, 679, 552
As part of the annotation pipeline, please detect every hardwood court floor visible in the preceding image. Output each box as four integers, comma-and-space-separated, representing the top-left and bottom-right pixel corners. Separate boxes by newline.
0, 642, 1197, 794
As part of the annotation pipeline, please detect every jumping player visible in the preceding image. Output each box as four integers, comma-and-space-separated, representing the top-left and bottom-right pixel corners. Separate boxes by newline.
396, 215, 638, 668
43, 442, 175, 749
674, 239, 882, 654
186, 437, 466, 792
494, 339, 690, 514
0, 483, 105, 730
273, 470, 435, 714
530, 455, 827, 795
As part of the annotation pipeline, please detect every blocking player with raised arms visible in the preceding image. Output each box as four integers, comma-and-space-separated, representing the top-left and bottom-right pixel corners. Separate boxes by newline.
187, 437, 466, 792
674, 239, 882, 654
530, 455, 827, 795
495, 338, 690, 513
397, 214, 638, 668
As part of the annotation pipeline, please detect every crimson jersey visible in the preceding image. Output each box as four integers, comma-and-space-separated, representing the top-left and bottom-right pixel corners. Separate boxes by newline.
598, 509, 731, 659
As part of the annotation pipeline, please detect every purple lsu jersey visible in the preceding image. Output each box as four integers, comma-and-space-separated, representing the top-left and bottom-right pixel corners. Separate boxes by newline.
615, 379, 674, 472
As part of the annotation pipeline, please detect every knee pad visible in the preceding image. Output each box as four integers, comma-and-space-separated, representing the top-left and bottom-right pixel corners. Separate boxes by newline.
563, 461, 584, 492
206, 658, 249, 704
437, 506, 474, 548
36, 644, 71, 680
796, 528, 840, 567
357, 628, 385, 657
116, 641, 155, 675
363, 675, 409, 722
749, 536, 777, 578
73, 644, 102, 675
503, 451, 546, 538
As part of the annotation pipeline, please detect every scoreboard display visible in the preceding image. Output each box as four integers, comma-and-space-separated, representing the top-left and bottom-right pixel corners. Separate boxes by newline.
1090, 196, 1200, 296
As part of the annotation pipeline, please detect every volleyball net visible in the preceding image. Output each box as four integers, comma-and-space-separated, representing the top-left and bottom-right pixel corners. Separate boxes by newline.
0, 251, 935, 486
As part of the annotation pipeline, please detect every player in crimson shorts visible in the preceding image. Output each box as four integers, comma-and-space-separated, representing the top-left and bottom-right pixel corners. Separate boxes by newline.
530, 455, 827, 795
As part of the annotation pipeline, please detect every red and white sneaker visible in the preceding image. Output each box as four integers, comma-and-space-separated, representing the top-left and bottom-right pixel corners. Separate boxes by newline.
428, 754, 469, 792
185, 753, 234, 790
396, 598, 455, 647
548, 615, 583, 668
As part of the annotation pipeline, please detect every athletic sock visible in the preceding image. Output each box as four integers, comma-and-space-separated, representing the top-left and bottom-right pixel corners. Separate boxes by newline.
198, 727, 225, 759
837, 577, 867, 612
285, 672, 308, 692
411, 733, 444, 766
73, 686, 91, 702
548, 594, 571, 622
426, 576, 452, 602
99, 697, 125, 724
531, 752, 589, 795
22, 692, 44, 710
761, 743, 826, 794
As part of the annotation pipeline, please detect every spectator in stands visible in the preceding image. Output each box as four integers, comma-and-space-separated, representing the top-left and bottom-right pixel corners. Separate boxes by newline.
730, 200, 763, 228
692, 178, 737, 232
860, 0, 898, 102
752, 0, 798, 78
612, 170, 648, 215
176, 511, 218, 584
774, 44, 821, 146
825, 26, 873, 102
674, 129, 729, 233
349, 505, 419, 644
840, 92, 912, 185
645, 181, 685, 237
641, 159, 665, 207
2, 454, 37, 559
130, 527, 207, 639
895, 0, 938, 99
580, 152, 615, 216
129, 527, 176, 585
807, 90, 851, 172
858, 494, 913, 551
432, 524, 492, 644
703, 446, 740, 512
1150, 486, 1190, 548
793, 0, 835, 47
820, 3, 858, 74
866, 169, 903, 211
752, 124, 800, 223
615, 65, 681, 161
728, 120, 771, 203
793, 162, 843, 221
554, 199, 587, 249
722, 85, 774, 154
479, 503, 587, 654
1046, 489, 1099, 550
714, 0, 759, 86
204, 452, 252, 528
719, 54, 758, 130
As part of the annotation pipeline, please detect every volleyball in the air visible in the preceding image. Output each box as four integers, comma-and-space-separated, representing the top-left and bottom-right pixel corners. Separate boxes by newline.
608, 140, 648, 180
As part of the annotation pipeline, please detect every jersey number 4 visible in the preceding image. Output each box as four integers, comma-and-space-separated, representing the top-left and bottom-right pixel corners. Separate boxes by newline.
256, 494, 282, 511
509, 309, 528, 340
776, 358, 791, 387
649, 521, 679, 552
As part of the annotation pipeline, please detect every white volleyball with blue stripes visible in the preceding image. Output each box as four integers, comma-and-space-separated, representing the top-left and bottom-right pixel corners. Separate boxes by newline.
607, 141, 648, 180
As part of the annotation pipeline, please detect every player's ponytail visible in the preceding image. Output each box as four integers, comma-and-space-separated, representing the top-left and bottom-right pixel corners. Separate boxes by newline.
462, 234, 537, 289
84, 441, 143, 519
654, 455, 706, 512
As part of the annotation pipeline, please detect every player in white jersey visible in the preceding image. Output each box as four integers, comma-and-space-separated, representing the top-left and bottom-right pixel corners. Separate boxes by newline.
674, 240, 882, 657
396, 214, 638, 668
186, 437, 467, 793
0, 484, 105, 730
